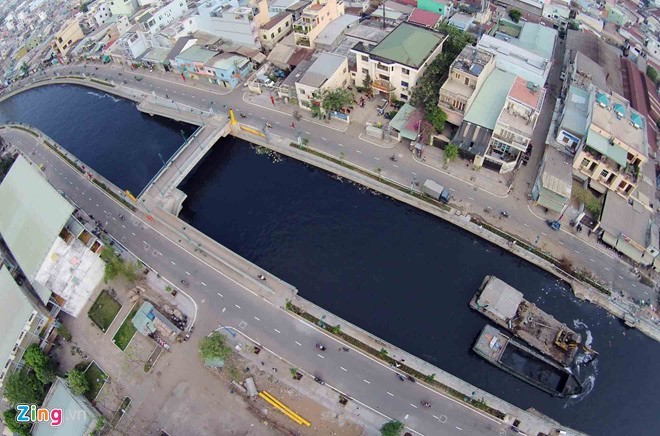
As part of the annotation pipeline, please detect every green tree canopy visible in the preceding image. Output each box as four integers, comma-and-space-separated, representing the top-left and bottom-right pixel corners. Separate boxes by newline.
647, 65, 658, 84
380, 420, 404, 436
3, 369, 46, 406
199, 332, 232, 361
509, 9, 522, 23
67, 368, 90, 396
362, 71, 372, 90
444, 143, 459, 163
427, 106, 448, 132
321, 88, 354, 113
2, 409, 32, 436
23, 344, 55, 384
100, 248, 139, 283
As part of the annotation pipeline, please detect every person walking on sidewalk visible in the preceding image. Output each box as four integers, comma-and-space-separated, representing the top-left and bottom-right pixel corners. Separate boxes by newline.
290, 122, 295, 128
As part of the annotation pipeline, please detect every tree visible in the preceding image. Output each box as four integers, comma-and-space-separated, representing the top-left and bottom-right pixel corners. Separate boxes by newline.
198, 332, 232, 361
362, 71, 372, 90
427, 106, 447, 133
646, 65, 658, 84
23, 344, 55, 384
2, 409, 32, 436
67, 369, 90, 395
380, 420, 405, 436
3, 369, 45, 406
508, 9, 522, 23
321, 88, 354, 113
100, 249, 139, 283
444, 143, 459, 163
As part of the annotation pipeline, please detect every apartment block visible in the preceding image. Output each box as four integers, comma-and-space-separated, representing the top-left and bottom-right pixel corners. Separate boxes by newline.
573, 89, 648, 199
259, 12, 293, 50
52, 19, 85, 58
438, 45, 496, 126
294, 52, 350, 109
135, 0, 189, 34
109, 0, 140, 16
293, 0, 345, 48
196, 0, 270, 48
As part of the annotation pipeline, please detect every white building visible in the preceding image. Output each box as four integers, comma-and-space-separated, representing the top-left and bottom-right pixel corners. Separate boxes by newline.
295, 53, 350, 109
351, 22, 447, 102
196, 0, 270, 48
135, 0, 190, 34
91, 2, 114, 27
38, 11, 47, 22
109, 0, 140, 16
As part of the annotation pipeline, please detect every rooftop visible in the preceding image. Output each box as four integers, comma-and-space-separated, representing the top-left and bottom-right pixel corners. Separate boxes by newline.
176, 45, 218, 63
262, 12, 291, 31
508, 76, 544, 110
316, 14, 360, 47
464, 69, 517, 130
0, 156, 74, 283
512, 22, 557, 61
0, 266, 38, 372
477, 276, 523, 321
572, 51, 607, 90
561, 85, 591, 136
600, 191, 653, 248
298, 52, 347, 87
540, 146, 573, 199
565, 29, 623, 96
477, 34, 549, 85
366, 22, 446, 69
448, 13, 473, 28
451, 46, 494, 78
590, 89, 647, 156
32, 377, 99, 436
389, 103, 424, 140
142, 46, 171, 64
208, 53, 249, 70
408, 8, 442, 27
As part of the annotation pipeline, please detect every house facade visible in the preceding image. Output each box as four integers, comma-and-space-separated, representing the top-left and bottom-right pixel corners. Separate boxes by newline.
294, 53, 350, 110
293, 0, 345, 48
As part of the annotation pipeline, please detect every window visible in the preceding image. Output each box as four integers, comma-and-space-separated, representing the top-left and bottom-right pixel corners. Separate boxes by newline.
464, 77, 470, 86
600, 169, 609, 178
379, 74, 388, 80
299, 89, 306, 94
361, 55, 369, 62
562, 136, 569, 143
402, 67, 410, 75
263, 34, 268, 39
362, 68, 368, 74
278, 27, 282, 32
581, 158, 590, 167
343, 67, 347, 73
400, 93, 408, 100
401, 80, 409, 88
271, 33, 275, 38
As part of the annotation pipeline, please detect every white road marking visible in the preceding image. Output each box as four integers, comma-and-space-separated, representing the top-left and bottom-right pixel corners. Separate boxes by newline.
542, 232, 547, 236
410, 404, 417, 409
305, 131, 311, 135
524, 223, 529, 227
449, 188, 455, 191
112, 217, 116, 221
387, 392, 394, 396
217, 293, 223, 297
132, 232, 136, 236
295, 341, 302, 346
468, 196, 474, 201
338, 143, 344, 147
171, 261, 176, 265
363, 379, 370, 384
486, 206, 492, 209
317, 353, 325, 359
374, 157, 380, 160
274, 328, 281, 333
121, 225, 126, 228
322, 137, 327, 141
619, 275, 624, 279
340, 367, 348, 372
393, 164, 398, 168
631, 283, 637, 287
275, 121, 280, 125
88, 197, 92, 200
185, 271, 191, 275
260, 116, 266, 120
356, 150, 362, 153
590, 258, 596, 262
96, 204, 99, 207
201, 282, 207, 286
235, 304, 241, 309
604, 268, 610, 271
456, 427, 463, 431
412, 172, 417, 175
254, 316, 261, 321
559, 241, 564, 245
575, 250, 580, 254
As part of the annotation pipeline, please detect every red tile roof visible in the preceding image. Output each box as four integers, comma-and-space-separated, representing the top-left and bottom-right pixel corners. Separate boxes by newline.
622, 58, 657, 152
392, 0, 418, 7
508, 76, 544, 110
408, 8, 442, 27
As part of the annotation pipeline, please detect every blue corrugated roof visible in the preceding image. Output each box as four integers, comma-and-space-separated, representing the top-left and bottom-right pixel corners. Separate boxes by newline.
631, 113, 643, 128
596, 92, 609, 107
613, 103, 626, 117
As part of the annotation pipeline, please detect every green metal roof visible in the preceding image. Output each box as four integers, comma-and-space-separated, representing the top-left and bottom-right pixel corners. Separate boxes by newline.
513, 23, 557, 60
33, 378, 98, 436
0, 266, 37, 370
585, 130, 628, 167
463, 69, 516, 129
176, 46, 218, 64
369, 23, 445, 68
0, 157, 74, 281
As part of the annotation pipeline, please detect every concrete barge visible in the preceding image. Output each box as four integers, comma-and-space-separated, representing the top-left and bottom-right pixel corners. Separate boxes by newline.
473, 325, 583, 398
470, 276, 590, 367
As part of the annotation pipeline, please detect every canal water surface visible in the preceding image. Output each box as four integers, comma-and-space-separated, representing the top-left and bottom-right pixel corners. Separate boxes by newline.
2, 85, 658, 436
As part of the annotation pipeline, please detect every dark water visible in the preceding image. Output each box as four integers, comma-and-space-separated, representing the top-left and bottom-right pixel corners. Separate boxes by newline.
2, 86, 658, 435
0, 84, 195, 194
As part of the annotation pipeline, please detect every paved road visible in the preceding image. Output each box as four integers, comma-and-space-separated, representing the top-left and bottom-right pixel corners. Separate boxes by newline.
5, 128, 518, 436
28, 62, 653, 304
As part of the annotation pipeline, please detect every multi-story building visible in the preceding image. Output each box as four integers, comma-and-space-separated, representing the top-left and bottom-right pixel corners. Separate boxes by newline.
259, 12, 293, 50
573, 89, 648, 199
91, 1, 113, 27
417, 0, 451, 18
293, 0, 345, 48
351, 22, 447, 101
135, 0, 190, 34
294, 52, 350, 109
51, 19, 85, 58
196, 0, 270, 48
438, 46, 495, 127
109, 0, 140, 16
175, 45, 253, 89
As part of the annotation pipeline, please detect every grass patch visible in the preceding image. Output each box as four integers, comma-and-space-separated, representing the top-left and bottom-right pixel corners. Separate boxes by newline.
112, 307, 138, 351
84, 362, 108, 401
110, 397, 131, 426
88, 290, 122, 332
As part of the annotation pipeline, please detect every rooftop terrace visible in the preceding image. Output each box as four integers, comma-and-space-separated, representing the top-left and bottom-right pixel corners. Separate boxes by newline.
590, 89, 647, 156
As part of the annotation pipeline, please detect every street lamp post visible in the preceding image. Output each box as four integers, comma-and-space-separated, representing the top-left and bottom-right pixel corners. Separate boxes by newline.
158, 152, 182, 176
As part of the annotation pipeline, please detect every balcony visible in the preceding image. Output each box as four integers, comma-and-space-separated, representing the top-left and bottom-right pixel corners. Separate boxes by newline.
491, 131, 528, 152
371, 79, 396, 93
294, 24, 312, 34
296, 36, 311, 47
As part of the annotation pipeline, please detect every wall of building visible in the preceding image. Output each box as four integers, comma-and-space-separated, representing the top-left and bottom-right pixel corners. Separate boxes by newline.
259, 15, 293, 50
296, 57, 350, 108
53, 20, 85, 56
109, 0, 139, 16
142, 1, 189, 34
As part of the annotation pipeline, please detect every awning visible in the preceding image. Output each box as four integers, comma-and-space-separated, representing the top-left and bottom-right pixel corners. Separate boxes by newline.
616, 239, 647, 264
586, 130, 628, 167
601, 231, 618, 247
536, 189, 566, 213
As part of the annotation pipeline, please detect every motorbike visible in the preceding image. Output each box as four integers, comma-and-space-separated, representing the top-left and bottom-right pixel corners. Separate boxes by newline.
240, 112, 247, 118
119, 214, 125, 220
397, 374, 405, 381
421, 401, 431, 408
316, 344, 326, 351
180, 280, 188, 287
500, 211, 509, 218
258, 274, 266, 281
314, 376, 325, 385
390, 154, 398, 162
293, 111, 302, 121
407, 375, 416, 383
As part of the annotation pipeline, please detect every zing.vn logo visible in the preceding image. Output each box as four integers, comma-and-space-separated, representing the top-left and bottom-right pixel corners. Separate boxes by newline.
15, 405, 63, 427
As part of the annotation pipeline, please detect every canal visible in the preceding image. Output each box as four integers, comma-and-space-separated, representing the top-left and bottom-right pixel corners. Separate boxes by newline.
1, 85, 658, 435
